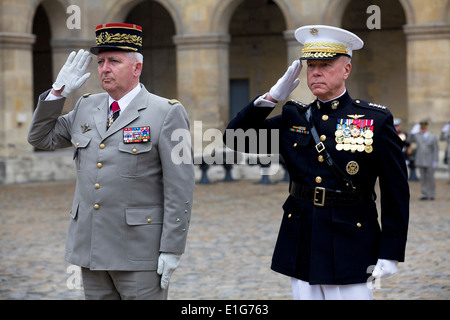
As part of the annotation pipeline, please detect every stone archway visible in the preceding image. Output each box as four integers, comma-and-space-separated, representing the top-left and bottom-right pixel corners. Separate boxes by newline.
32, 4, 53, 111
104, 0, 184, 35
125, 1, 177, 99
342, 0, 408, 121
228, 0, 287, 119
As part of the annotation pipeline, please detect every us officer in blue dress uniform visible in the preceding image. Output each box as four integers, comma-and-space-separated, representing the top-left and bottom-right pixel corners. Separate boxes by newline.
224, 25, 409, 299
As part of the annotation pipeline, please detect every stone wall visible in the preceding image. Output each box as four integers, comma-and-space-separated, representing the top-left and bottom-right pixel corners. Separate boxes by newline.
0, 0, 449, 183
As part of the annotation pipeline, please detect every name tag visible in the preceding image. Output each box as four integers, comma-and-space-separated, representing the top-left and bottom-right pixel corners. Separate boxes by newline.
123, 126, 150, 143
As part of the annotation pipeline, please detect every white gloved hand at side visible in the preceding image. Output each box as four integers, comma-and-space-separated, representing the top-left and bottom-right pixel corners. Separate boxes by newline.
157, 253, 181, 289
53, 49, 91, 97
268, 60, 302, 102
371, 259, 398, 279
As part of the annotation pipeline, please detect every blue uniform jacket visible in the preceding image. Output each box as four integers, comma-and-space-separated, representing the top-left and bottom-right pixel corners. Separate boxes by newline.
224, 91, 409, 285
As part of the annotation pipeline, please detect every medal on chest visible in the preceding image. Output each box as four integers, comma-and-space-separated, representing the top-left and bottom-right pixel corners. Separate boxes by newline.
335, 119, 374, 153
123, 126, 151, 143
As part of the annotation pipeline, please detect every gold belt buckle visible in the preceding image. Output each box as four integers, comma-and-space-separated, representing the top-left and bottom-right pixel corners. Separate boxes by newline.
314, 187, 326, 206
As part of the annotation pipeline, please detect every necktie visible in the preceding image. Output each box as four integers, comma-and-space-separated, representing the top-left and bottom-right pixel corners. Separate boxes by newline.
107, 101, 120, 129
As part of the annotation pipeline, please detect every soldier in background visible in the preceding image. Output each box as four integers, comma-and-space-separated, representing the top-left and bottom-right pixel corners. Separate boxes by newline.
440, 122, 450, 184
410, 121, 439, 200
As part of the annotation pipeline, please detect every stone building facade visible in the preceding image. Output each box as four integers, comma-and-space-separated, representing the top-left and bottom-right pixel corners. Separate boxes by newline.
0, 0, 449, 183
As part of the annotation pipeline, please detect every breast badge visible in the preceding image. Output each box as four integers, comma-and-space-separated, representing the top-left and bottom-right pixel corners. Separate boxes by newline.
123, 126, 150, 143
346, 161, 359, 175
335, 119, 374, 153
290, 126, 309, 134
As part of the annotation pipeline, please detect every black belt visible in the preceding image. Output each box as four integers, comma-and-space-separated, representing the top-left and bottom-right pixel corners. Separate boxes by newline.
289, 181, 375, 207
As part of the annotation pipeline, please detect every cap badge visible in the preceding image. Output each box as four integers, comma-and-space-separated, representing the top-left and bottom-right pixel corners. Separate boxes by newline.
96, 31, 142, 51
310, 28, 319, 36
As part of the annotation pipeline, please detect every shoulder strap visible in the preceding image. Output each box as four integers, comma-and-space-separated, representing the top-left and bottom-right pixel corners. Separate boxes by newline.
306, 107, 355, 190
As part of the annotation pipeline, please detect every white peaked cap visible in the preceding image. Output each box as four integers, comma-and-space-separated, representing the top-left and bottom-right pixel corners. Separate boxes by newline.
295, 25, 364, 60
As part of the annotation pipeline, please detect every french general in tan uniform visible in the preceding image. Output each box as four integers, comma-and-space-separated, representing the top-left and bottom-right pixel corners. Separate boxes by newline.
28, 23, 195, 300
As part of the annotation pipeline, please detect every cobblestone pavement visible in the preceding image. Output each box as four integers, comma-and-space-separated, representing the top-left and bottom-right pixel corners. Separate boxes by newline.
0, 175, 449, 300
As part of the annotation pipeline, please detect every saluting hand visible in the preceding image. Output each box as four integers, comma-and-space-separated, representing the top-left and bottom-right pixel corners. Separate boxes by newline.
52, 49, 92, 97
267, 60, 302, 102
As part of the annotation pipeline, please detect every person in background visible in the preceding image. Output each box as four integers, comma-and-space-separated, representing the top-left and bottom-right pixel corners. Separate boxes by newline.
410, 121, 439, 200
440, 122, 450, 184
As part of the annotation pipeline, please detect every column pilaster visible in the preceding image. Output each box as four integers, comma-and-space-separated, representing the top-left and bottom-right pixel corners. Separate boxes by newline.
403, 23, 450, 128
173, 33, 231, 154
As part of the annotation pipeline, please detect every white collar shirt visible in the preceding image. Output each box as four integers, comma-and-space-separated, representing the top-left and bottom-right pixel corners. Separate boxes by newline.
107, 83, 142, 116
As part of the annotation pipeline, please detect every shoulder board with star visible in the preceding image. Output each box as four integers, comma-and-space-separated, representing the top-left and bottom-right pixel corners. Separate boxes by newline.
353, 99, 389, 113
286, 99, 309, 111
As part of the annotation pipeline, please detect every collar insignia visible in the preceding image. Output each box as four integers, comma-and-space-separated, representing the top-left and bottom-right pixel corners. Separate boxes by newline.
310, 28, 319, 36
81, 123, 91, 133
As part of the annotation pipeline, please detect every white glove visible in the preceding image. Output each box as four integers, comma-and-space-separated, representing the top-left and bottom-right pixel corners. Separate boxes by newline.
371, 259, 398, 279
442, 123, 450, 133
268, 60, 302, 102
53, 49, 91, 97
410, 123, 420, 135
157, 253, 181, 289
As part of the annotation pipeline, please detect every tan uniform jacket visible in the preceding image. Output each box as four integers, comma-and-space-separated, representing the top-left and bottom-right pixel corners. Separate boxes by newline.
410, 132, 438, 168
28, 85, 195, 271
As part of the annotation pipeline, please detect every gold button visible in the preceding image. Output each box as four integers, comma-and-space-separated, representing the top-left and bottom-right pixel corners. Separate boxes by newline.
320, 135, 326, 142
97, 163, 103, 168
132, 148, 137, 153
94, 183, 100, 189
356, 222, 362, 228
94, 204, 100, 210
315, 176, 322, 184
318, 155, 324, 162
322, 115, 329, 121
288, 213, 292, 218
356, 100, 361, 104
293, 143, 298, 148
147, 218, 151, 223
76, 142, 79, 147
100, 143, 105, 149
